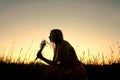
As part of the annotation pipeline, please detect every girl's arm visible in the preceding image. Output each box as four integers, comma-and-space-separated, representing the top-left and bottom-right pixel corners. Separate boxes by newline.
37, 50, 56, 65
40, 56, 56, 65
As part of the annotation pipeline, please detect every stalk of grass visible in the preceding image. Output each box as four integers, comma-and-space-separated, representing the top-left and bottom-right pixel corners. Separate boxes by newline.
117, 42, 120, 63
92, 55, 98, 65
1, 47, 5, 62
87, 49, 92, 64
23, 40, 34, 63
6, 46, 11, 63
80, 50, 85, 62
10, 42, 15, 63
16, 48, 23, 63
101, 52, 105, 65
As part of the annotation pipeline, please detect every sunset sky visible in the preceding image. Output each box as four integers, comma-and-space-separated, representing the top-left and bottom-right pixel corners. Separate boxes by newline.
0, 0, 120, 64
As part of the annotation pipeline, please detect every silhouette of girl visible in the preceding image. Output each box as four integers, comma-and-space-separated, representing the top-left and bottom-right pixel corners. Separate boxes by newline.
37, 29, 88, 80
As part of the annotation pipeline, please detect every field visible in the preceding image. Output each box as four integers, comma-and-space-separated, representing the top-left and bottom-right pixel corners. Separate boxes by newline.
0, 60, 120, 80
0, 42, 120, 80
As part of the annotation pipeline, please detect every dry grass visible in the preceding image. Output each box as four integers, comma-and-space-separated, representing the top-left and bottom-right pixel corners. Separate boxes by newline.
0, 41, 120, 65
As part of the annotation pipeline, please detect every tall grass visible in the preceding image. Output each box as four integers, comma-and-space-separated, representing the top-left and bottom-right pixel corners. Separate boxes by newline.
0, 41, 120, 65
77, 41, 120, 65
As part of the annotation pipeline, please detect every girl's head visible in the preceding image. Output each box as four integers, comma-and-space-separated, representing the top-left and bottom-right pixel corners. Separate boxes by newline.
49, 29, 64, 43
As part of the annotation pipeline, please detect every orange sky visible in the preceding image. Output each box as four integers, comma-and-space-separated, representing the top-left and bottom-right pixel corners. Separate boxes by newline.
0, 0, 120, 64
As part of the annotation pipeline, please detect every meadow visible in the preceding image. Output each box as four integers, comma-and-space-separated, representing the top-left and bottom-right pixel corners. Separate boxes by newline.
0, 41, 120, 80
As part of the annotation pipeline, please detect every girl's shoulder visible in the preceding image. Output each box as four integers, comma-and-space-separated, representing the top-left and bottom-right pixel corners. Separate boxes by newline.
63, 40, 70, 45
64, 40, 73, 48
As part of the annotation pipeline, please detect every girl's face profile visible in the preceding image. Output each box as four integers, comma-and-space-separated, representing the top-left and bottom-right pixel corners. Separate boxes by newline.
49, 36, 52, 42
49, 31, 55, 42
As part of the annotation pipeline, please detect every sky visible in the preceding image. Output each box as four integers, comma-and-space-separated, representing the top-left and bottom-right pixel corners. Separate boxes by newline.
0, 0, 120, 64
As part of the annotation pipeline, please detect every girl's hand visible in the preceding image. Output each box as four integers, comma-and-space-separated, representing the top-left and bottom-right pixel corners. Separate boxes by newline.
35, 40, 46, 60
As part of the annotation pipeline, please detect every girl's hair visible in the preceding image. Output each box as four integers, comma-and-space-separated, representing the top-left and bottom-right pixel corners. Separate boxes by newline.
49, 29, 64, 43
